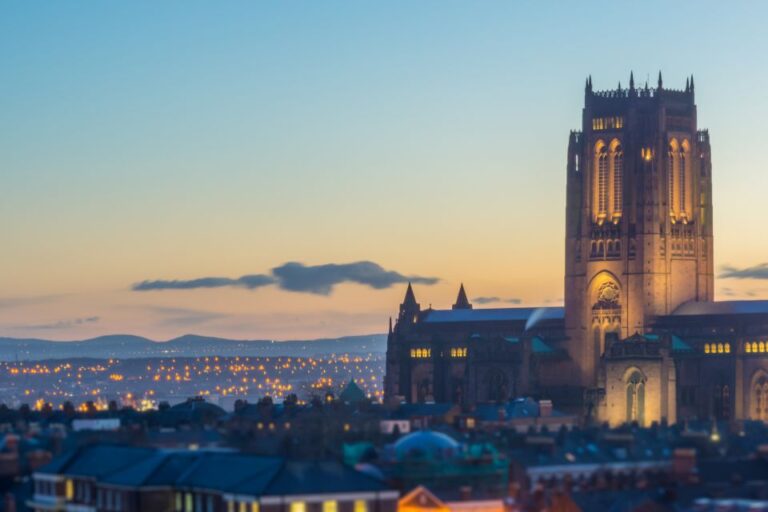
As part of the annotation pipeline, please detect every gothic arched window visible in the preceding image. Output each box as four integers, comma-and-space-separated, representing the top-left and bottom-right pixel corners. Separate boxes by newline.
626, 370, 645, 425
668, 139, 679, 217
611, 141, 623, 216
598, 148, 609, 217
754, 374, 768, 422
679, 140, 691, 217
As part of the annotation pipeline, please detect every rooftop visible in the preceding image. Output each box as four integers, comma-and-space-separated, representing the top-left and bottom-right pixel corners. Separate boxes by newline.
670, 300, 768, 316
421, 307, 564, 324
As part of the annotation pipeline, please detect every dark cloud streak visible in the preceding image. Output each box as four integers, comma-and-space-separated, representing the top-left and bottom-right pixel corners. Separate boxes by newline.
472, 297, 522, 305
133, 261, 438, 295
720, 263, 768, 280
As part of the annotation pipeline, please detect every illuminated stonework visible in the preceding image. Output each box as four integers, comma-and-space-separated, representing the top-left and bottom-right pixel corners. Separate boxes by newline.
384, 74, 768, 427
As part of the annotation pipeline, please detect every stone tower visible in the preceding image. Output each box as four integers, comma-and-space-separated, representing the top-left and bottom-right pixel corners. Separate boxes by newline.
564, 73, 714, 390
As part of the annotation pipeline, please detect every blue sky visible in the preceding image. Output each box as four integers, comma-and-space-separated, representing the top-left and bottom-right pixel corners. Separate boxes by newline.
2, 1, 768, 340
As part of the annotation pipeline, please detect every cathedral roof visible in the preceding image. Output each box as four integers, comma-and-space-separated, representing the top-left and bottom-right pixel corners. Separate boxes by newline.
422, 307, 563, 324
671, 300, 768, 316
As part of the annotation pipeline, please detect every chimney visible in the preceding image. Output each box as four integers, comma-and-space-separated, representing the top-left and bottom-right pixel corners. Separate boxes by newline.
539, 400, 553, 418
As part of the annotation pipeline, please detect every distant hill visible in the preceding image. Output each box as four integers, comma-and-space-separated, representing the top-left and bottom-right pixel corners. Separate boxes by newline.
0, 333, 387, 361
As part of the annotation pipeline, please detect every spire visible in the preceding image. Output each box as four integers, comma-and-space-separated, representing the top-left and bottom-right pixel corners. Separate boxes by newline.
657, 71, 663, 90
452, 283, 472, 310
399, 282, 421, 323
388, 316, 393, 335
685, 77, 690, 92
690, 74, 695, 93
629, 71, 635, 90
403, 282, 417, 307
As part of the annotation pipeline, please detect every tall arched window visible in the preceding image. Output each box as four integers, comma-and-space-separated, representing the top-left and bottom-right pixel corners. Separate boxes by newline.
611, 141, 623, 216
626, 370, 645, 425
680, 139, 691, 217
754, 374, 768, 422
668, 139, 679, 217
598, 148, 609, 217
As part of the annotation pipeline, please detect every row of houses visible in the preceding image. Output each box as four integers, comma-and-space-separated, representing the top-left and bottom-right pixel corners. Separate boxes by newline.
27, 444, 398, 512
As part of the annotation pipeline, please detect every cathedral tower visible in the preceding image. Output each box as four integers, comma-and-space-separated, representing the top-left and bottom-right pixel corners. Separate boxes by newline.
564, 73, 714, 389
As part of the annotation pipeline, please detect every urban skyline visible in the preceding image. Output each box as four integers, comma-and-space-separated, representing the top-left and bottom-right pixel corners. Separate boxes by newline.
3, 1, 768, 342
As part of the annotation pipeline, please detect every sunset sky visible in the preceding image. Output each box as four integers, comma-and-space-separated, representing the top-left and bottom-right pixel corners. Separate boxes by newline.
2, 1, 768, 341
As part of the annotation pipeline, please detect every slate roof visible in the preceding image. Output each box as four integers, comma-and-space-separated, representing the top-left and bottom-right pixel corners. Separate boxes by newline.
176, 453, 283, 492
40, 445, 387, 497
101, 452, 200, 487
671, 300, 768, 316
261, 461, 388, 495
421, 307, 564, 324
37, 445, 157, 478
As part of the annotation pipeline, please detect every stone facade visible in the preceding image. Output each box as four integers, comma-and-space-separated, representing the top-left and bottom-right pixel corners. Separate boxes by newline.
384, 74, 768, 426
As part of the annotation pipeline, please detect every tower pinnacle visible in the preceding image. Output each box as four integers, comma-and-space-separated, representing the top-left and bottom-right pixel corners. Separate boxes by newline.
452, 283, 472, 310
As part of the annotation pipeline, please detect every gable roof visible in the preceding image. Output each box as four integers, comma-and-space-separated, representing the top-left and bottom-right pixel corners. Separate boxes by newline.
262, 460, 387, 496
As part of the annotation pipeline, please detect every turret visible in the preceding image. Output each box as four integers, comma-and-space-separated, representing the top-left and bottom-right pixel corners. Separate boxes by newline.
452, 283, 472, 310
398, 283, 421, 324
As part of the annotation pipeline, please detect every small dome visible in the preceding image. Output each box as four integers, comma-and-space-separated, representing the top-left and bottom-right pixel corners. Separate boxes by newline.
393, 430, 460, 459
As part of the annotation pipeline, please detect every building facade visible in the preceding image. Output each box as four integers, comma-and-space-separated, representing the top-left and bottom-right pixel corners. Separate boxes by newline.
384, 74, 768, 426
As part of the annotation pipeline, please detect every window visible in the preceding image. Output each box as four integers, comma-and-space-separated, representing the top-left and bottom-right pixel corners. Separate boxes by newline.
185, 493, 193, 512
65, 480, 74, 500
176, 493, 184, 512
290, 502, 306, 512
227, 501, 235, 512
679, 151, 687, 215
668, 139, 678, 216
323, 501, 338, 512
354, 500, 368, 512
598, 148, 609, 216
252, 502, 259, 512
410, 348, 431, 359
626, 370, 645, 425
451, 347, 467, 358
612, 146, 623, 214
240, 501, 248, 512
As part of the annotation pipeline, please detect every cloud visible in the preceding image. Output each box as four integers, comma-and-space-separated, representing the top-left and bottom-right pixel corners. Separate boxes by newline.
133, 274, 275, 291
472, 296, 522, 305
271, 261, 438, 295
133, 261, 438, 296
23, 316, 100, 330
720, 263, 768, 280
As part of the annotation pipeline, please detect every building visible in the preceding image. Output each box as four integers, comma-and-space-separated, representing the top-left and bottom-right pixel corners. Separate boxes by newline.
384, 73, 768, 426
27, 444, 398, 512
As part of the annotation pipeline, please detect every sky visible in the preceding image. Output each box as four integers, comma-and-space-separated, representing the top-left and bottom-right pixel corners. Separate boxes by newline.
2, 1, 768, 341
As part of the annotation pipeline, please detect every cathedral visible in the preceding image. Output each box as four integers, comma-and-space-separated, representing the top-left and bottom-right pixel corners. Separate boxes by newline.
384, 73, 768, 426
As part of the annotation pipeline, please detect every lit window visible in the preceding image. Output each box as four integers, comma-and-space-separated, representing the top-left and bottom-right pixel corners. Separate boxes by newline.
65, 480, 74, 500
704, 344, 710, 354
717, 343, 724, 354
354, 500, 368, 512
227, 501, 235, 512
185, 493, 193, 512
176, 493, 183, 512
323, 501, 338, 512
240, 501, 248, 512
760, 342, 766, 353
612, 145, 623, 214
725, 343, 731, 354
753, 342, 759, 353
290, 502, 306, 512
252, 502, 259, 512
746, 342, 752, 353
